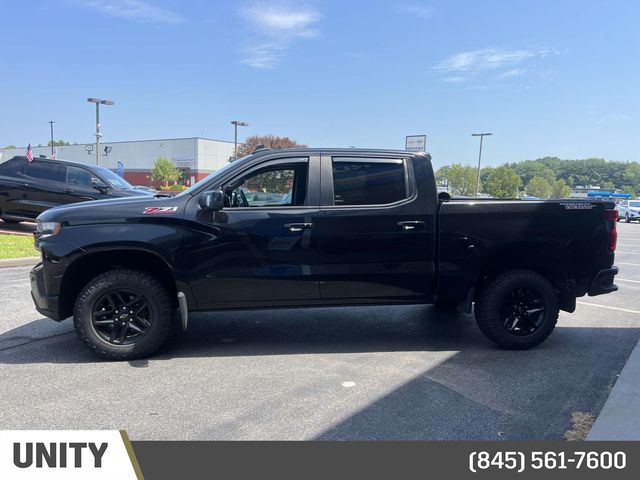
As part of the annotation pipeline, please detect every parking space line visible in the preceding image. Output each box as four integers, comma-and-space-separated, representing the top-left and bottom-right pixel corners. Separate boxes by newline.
616, 278, 640, 284
616, 262, 640, 266
616, 252, 640, 255
576, 302, 640, 315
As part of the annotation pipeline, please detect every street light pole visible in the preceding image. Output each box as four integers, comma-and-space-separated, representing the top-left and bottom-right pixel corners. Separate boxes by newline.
48, 121, 55, 156
472, 132, 492, 197
87, 98, 114, 165
230, 120, 249, 160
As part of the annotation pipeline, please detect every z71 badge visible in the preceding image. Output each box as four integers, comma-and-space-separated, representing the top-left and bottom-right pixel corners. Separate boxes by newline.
143, 206, 178, 215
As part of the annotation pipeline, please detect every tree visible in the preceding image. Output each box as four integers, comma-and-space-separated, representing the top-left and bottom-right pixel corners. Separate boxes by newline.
550, 179, 572, 199
236, 134, 306, 158
479, 166, 495, 189
436, 163, 478, 196
4, 145, 16, 149
526, 176, 552, 198
150, 157, 180, 186
47, 139, 71, 147
485, 166, 522, 198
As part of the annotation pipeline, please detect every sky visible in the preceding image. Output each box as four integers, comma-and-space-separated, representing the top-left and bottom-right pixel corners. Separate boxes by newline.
1, 0, 639, 169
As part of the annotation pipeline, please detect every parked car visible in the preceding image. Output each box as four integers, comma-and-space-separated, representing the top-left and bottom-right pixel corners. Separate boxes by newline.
31, 148, 618, 360
615, 200, 640, 223
0, 156, 152, 223
133, 185, 158, 193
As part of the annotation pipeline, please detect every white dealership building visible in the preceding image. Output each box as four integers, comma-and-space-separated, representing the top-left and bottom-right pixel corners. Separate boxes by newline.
0, 137, 236, 187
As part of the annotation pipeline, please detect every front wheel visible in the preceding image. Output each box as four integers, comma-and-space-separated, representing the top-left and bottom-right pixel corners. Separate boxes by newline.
73, 269, 174, 360
475, 269, 559, 349
625, 213, 631, 223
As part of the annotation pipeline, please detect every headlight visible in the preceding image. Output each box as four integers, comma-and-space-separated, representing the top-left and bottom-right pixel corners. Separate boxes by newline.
36, 221, 61, 238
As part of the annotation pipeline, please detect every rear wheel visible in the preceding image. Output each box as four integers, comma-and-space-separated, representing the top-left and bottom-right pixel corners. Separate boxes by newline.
475, 269, 559, 349
73, 269, 174, 360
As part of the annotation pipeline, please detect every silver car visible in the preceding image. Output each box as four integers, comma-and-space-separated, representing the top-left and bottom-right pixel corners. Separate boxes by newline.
616, 200, 640, 222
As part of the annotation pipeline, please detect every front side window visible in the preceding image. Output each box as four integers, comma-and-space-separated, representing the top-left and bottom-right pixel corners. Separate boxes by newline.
66, 166, 94, 187
332, 158, 407, 206
225, 159, 308, 208
26, 161, 66, 182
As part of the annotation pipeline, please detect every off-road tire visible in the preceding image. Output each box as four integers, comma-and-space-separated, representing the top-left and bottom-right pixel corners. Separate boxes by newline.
73, 269, 173, 360
475, 269, 559, 349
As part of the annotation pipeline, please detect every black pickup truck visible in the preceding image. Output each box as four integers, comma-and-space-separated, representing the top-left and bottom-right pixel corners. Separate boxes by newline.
0, 155, 151, 223
30, 148, 619, 360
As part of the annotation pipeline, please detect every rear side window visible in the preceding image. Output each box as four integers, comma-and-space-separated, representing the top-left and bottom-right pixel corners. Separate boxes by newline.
0, 159, 20, 177
26, 161, 67, 182
332, 158, 407, 206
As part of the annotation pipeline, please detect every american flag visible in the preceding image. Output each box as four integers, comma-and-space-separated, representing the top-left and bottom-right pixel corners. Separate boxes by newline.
51, 147, 57, 160
25, 143, 33, 162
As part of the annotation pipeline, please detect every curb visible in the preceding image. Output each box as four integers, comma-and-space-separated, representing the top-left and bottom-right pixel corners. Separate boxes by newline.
0, 256, 40, 268
587, 337, 640, 440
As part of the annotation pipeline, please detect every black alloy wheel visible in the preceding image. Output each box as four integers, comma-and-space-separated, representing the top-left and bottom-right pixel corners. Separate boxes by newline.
474, 269, 559, 349
498, 286, 546, 336
91, 289, 152, 345
74, 269, 174, 360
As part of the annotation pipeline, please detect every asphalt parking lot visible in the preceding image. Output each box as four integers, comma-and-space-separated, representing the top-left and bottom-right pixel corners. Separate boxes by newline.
1, 223, 639, 440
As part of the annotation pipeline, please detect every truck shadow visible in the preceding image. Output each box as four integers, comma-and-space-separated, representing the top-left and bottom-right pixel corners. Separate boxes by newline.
1, 308, 638, 440
0, 305, 485, 364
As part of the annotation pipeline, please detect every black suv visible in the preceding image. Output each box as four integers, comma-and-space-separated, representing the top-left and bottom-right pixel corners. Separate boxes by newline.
0, 156, 151, 223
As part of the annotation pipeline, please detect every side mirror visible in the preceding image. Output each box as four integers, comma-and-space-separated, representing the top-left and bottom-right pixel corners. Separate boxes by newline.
199, 190, 225, 211
92, 179, 109, 193
438, 191, 451, 202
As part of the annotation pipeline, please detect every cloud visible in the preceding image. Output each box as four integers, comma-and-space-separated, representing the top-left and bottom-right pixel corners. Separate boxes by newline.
240, 2, 321, 68
242, 43, 286, 69
242, 3, 319, 34
81, 0, 184, 24
499, 68, 526, 77
435, 48, 549, 73
434, 47, 562, 84
400, 4, 434, 19
596, 113, 630, 124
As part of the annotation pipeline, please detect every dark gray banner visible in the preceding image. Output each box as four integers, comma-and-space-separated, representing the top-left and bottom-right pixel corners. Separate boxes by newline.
132, 441, 639, 480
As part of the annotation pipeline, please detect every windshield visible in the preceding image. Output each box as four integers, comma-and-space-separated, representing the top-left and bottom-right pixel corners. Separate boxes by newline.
629, 201, 640, 208
95, 166, 134, 190
175, 156, 248, 197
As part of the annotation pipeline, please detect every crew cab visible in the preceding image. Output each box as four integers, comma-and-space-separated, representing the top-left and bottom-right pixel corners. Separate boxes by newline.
30, 148, 619, 360
0, 156, 151, 223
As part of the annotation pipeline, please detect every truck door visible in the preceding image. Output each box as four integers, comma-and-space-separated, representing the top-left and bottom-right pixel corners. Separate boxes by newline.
185, 154, 322, 308
314, 153, 436, 301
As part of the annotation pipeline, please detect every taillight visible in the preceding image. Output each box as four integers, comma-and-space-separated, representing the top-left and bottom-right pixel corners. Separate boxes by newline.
605, 209, 617, 252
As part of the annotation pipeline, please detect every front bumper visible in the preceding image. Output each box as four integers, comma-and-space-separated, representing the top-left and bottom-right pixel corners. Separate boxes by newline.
30, 262, 63, 321
587, 266, 619, 296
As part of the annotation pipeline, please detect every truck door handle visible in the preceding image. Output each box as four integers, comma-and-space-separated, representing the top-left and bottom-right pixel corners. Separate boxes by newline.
397, 221, 425, 231
63, 188, 75, 193
285, 222, 313, 232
